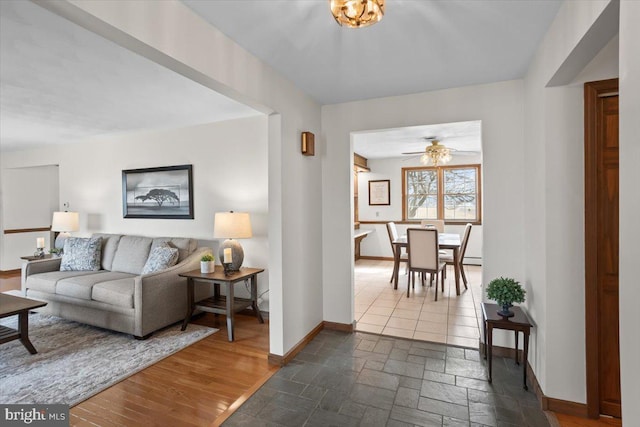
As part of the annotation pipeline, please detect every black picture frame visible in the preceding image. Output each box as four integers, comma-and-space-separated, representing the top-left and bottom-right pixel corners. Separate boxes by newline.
122, 164, 194, 219
369, 179, 391, 206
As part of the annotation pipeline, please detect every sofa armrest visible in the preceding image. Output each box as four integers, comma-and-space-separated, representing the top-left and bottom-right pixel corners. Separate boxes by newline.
133, 248, 213, 336
21, 258, 62, 295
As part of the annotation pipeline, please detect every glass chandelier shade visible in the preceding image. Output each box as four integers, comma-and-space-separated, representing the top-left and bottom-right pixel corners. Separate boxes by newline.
420, 141, 452, 166
330, 0, 384, 28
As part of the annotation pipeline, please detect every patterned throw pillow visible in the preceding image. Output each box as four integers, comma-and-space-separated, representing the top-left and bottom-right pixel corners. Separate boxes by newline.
60, 237, 103, 271
141, 244, 179, 275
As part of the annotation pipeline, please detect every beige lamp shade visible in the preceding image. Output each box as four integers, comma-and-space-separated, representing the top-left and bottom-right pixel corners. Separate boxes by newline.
213, 212, 252, 239
51, 211, 80, 232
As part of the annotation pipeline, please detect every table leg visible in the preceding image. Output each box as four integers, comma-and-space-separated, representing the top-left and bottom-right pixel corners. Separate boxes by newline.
515, 331, 520, 365
226, 282, 235, 341
487, 324, 493, 383
523, 330, 529, 390
18, 311, 37, 354
483, 317, 487, 360
181, 277, 195, 331
251, 275, 264, 323
393, 245, 400, 290
453, 247, 461, 295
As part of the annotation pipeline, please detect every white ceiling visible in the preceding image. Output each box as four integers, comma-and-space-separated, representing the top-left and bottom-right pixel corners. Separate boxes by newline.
0, 1, 261, 152
353, 120, 481, 160
184, 0, 563, 105
0, 1, 562, 153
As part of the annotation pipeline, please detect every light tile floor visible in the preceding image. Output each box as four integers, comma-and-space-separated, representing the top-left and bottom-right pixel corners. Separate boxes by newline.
355, 259, 483, 348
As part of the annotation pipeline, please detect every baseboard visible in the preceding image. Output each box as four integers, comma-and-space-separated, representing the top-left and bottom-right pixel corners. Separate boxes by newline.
358, 256, 394, 261
479, 340, 588, 419
268, 322, 324, 366
543, 397, 589, 418
267, 320, 355, 366
323, 320, 354, 333
0, 269, 21, 278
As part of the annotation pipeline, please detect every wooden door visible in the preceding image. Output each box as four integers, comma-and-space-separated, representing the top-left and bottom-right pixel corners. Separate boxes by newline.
585, 79, 621, 418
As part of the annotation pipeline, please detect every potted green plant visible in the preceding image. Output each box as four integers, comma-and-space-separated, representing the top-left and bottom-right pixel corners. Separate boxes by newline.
49, 247, 62, 258
200, 254, 215, 274
486, 277, 526, 317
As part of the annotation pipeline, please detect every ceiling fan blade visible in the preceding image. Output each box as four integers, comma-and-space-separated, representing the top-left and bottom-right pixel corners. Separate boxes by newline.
401, 151, 425, 155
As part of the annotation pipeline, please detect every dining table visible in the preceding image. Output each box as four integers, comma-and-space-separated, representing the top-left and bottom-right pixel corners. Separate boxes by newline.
392, 232, 463, 295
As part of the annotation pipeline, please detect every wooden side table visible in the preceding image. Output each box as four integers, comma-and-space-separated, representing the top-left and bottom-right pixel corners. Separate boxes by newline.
481, 302, 533, 390
179, 267, 265, 342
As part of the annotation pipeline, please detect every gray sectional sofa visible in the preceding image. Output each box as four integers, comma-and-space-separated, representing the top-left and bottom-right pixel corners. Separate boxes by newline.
21, 233, 212, 338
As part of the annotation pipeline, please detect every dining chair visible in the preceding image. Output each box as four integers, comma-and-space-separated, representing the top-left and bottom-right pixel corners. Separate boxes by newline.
444, 223, 472, 289
420, 219, 445, 233
386, 222, 408, 283
406, 228, 446, 300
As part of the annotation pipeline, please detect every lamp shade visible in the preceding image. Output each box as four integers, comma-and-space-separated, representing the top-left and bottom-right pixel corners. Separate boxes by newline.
51, 211, 79, 232
213, 212, 252, 239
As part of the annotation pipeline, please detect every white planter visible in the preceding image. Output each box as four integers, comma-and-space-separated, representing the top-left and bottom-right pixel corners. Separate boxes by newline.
200, 261, 214, 274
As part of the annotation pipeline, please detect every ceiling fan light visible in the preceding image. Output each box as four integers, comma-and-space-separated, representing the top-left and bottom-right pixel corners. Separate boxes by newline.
420, 140, 452, 166
330, 0, 384, 28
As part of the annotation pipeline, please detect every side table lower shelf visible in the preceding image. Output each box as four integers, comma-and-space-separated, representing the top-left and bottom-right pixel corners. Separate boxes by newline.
196, 295, 255, 314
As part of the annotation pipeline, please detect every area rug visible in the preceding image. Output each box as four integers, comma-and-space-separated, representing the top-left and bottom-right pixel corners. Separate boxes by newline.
0, 313, 217, 406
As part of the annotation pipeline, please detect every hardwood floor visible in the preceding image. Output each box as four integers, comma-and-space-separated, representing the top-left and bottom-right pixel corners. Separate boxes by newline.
556, 414, 622, 427
0, 272, 274, 427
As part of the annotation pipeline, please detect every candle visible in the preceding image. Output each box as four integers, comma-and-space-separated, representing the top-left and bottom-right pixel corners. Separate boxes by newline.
223, 248, 232, 263
36, 238, 45, 249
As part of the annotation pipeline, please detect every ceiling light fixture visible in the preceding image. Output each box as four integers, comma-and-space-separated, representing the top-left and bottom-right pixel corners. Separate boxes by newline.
420, 140, 452, 166
330, 0, 384, 28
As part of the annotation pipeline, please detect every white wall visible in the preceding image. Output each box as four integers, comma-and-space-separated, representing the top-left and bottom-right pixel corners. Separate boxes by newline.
523, 0, 619, 403
618, 0, 640, 423
357, 155, 483, 263
39, 0, 324, 356
0, 165, 58, 269
322, 79, 525, 327
1, 117, 271, 307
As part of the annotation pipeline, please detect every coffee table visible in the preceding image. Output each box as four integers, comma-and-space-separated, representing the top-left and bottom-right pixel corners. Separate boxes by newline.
0, 293, 47, 354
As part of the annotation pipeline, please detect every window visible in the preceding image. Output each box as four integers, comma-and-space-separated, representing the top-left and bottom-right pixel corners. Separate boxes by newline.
402, 165, 481, 223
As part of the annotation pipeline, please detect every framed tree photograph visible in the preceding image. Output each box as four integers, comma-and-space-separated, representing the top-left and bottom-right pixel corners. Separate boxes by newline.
122, 165, 194, 219
369, 179, 390, 206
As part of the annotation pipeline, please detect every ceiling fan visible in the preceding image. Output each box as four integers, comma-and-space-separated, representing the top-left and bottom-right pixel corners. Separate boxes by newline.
402, 137, 476, 166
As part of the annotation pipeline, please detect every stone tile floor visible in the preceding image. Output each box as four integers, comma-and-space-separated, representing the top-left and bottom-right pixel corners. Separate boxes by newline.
224, 330, 551, 427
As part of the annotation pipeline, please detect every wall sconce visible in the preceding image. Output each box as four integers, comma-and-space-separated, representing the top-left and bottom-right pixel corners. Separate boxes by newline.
301, 131, 315, 156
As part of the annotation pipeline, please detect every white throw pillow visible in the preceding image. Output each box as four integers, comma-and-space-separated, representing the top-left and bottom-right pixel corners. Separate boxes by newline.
141, 244, 179, 275
60, 237, 103, 271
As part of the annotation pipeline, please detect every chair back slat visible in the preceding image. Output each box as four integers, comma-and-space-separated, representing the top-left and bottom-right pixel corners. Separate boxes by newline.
407, 228, 439, 270
459, 223, 472, 262
386, 222, 399, 256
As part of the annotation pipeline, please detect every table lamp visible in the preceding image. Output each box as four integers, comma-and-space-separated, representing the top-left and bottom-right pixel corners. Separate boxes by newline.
213, 211, 252, 271
52, 211, 80, 250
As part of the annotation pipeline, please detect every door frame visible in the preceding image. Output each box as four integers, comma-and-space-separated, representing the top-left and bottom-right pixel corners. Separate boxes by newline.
584, 78, 619, 419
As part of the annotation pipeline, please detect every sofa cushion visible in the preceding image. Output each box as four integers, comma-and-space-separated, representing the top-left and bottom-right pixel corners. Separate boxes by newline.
92, 233, 123, 270
110, 236, 153, 274
141, 244, 179, 274
26, 271, 102, 294
56, 271, 136, 300
151, 237, 197, 262
92, 278, 136, 308
60, 237, 103, 271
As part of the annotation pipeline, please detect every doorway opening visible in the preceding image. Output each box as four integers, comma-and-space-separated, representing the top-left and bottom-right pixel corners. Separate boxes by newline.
351, 120, 483, 347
